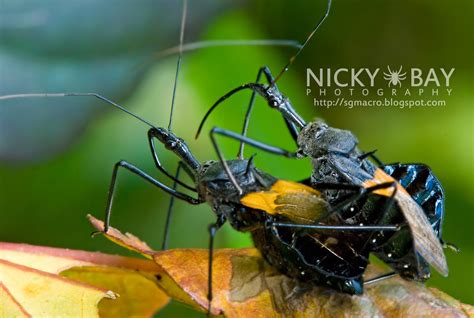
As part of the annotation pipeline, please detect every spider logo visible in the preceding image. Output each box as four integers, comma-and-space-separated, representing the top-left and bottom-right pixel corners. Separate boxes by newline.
384, 66, 407, 87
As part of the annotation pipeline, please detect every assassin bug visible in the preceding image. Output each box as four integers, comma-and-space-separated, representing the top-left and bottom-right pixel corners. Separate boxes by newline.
197, 69, 452, 284
0, 1, 402, 315
195, 0, 455, 284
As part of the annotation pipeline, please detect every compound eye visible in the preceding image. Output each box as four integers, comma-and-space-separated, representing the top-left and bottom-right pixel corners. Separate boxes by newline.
314, 124, 327, 138
269, 99, 279, 108
165, 140, 177, 150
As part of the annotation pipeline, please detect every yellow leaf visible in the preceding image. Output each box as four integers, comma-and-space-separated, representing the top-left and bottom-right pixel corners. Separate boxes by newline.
0, 259, 114, 318
0, 283, 31, 318
0, 242, 169, 317
62, 266, 167, 318
0, 241, 159, 274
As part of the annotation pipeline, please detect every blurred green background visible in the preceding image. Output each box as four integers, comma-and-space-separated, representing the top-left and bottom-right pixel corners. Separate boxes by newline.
0, 0, 472, 316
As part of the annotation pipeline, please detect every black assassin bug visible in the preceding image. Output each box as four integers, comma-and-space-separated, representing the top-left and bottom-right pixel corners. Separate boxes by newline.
195, 2, 456, 285
294, 120, 457, 280
197, 68, 456, 283
0, 0, 403, 314
197, 72, 452, 284
370, 163, 450, 279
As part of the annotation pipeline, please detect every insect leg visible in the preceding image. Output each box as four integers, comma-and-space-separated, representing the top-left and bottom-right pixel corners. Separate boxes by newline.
207, 215, 226, 316
270, 182, 399, 232
369, 153, 385, 167
270, 223, 400, 232
376, 182, 398, 224
161, 161, 192, 250
196, 81, 304, 139
358, 150, 385, 167
313, 181, 397, 221
364, 271, 397, 285
267, 181, 402, 231
441, 240, 460, 253
237, 67, 265, 159
101, 160, 201, 234
360, 182, 399, 250
238, 66, 299, 159
210, 127, 296, 194
212, 127, 296, 157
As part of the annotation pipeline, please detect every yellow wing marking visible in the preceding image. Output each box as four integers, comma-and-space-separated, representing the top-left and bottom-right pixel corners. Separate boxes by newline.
362, 168, 408, 197
240, 180, 327, 224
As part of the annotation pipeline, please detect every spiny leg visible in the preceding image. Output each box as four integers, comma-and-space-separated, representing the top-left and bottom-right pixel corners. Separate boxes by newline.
210, 126, 296, 194
207, 215, 226, 316
101, 160, 201, 234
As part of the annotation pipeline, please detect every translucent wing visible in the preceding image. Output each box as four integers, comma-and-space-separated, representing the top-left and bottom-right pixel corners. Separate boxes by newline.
363, 168, 448, 276
395, 189, 448, 276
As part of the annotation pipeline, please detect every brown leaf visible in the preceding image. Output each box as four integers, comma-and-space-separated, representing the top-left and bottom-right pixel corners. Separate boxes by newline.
87, 215, 155, 258
89, 215, 474, 317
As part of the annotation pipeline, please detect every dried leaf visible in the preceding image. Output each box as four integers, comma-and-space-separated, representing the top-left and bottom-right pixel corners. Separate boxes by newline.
0, 242, 169, 317
89, 215, 474, 318
87, 215, 155, 258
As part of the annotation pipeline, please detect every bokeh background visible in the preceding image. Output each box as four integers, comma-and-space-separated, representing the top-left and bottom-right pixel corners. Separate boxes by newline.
0, 0, 472, 316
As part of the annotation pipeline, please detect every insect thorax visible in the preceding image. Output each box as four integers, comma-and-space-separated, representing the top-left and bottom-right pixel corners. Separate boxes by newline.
196, 159, 277, 232
297, 121, 359, 158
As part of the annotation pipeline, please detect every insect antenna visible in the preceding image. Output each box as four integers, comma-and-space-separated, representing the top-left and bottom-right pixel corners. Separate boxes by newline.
153, 39, 302, 60
271, 0, 332, 85
0, 93, 157, 129
167, 0, 187, 131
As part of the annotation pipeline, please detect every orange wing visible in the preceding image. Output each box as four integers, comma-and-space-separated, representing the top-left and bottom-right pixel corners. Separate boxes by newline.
240, 180, 329, 224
